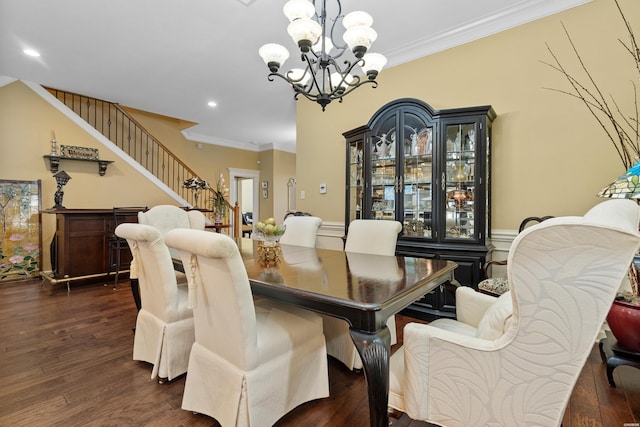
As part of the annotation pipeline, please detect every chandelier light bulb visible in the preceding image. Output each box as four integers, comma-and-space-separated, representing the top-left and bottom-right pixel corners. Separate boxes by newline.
288, 68, 312, 87
287, 18, 322, 52
361, 53, 387, 79
283, 0, 316, 23
331, 72, 354, 93
259, 43, 290, 72
342, 11, 373, 29
343, 26, 377, 58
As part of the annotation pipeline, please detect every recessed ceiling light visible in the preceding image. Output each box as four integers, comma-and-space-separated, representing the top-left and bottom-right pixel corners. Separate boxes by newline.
23, 49, 40, 57
207, 101, 217, 107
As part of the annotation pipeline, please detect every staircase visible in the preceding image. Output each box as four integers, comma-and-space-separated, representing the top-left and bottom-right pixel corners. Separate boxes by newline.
46, 87, 241, 237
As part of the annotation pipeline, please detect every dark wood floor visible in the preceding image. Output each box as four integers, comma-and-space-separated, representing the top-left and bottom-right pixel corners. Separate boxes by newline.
1, 279, 639, 427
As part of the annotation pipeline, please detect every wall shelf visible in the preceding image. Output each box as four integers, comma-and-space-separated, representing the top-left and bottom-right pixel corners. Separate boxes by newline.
43, 155, 114, 176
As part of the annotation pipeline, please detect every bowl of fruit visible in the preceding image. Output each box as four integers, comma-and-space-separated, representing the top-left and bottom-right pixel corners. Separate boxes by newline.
252, 217, 286, 245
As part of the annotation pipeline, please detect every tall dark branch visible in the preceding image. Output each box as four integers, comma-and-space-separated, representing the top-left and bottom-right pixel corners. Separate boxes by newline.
541, 0, 640, 170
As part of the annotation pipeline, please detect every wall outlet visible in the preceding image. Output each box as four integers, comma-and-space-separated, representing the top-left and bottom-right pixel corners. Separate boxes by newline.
300, 190, 305, 200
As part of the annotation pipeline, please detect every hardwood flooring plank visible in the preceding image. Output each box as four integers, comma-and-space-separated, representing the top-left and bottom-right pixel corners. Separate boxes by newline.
1, 280, 640, 426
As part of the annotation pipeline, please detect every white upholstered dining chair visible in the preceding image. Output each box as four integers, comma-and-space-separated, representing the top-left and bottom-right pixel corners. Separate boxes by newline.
278, 215, 323, 247
115, 223, 195, 382
137, 205, 205, 259
388, 199, 640, 426
323, 219, 402, 370
164, 229, 329, 427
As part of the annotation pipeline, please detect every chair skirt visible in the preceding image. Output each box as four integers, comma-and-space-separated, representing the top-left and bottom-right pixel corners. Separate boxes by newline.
181, 300, 329, 427
133, 310, 194, 381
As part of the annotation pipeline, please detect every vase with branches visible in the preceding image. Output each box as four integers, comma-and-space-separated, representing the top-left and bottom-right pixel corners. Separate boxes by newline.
542, 0, 639, 171
543, 0, 640, 351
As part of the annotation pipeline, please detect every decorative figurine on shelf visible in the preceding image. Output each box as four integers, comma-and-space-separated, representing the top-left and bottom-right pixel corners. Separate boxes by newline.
51, 130, 58, 156
182, 176, 210, 209
52, 170, 71, 209
374, 133, 394, 158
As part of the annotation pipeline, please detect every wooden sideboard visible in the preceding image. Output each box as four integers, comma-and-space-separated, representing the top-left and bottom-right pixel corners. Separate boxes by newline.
43, 208, 140, 284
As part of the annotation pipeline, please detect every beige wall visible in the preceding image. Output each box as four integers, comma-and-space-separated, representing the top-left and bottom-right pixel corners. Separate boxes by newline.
254, 149, 295, 222
294, 0, 639, 230
0, 81, 288, 271
0, 81, 175, 270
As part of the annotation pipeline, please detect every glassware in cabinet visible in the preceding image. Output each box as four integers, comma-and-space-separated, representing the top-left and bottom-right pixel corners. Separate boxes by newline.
444, 123, 477, 240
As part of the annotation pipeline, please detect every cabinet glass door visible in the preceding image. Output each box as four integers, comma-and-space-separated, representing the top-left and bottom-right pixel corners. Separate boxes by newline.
444, 123, 477, 240
370, 116, 397, 221
402, 113, 434, 238
348, 138, 364, 222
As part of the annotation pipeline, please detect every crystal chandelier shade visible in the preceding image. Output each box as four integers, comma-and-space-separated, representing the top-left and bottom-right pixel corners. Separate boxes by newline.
258, 0, 386, 110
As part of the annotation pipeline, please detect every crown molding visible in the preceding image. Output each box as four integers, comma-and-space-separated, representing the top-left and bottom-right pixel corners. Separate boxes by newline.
181, 129, 296, 154
385, 0, 592, 68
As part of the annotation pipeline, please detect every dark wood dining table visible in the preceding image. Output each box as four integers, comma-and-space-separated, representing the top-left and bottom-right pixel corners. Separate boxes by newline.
234, 239, 458, 427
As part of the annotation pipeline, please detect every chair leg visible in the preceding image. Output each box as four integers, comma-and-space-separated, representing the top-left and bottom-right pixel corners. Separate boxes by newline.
113, 240, 121, 290
105, 240, 115, 287
130, 278, 141, 311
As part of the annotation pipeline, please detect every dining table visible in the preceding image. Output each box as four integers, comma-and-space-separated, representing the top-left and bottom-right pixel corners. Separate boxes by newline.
232, 239, 458, 427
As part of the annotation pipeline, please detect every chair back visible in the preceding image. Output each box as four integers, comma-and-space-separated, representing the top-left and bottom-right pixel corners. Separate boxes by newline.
345, 219, 402, 255
279, 216, 323, 247
138, 205, 205, 258
115, 223, 180, 322
138, 205, 205, 232
164, 229, 259, 370
407, 199, 640, 424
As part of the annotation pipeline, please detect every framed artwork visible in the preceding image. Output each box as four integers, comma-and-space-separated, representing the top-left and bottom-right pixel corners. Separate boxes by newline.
0, 180, 42, 282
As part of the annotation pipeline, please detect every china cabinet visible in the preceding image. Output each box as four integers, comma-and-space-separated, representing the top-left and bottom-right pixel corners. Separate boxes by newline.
344, 98, 496, 319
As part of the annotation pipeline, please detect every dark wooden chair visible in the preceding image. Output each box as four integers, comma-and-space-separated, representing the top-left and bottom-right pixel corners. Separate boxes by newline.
106, 207, 147, 292
479, 216, 554, 296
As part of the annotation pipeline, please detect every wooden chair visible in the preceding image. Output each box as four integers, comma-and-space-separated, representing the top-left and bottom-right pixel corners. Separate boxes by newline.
478, 215, 554, 296
106, 206, 147, 290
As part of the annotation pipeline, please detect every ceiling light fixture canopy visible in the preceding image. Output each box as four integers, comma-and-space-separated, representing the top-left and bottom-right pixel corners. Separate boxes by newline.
258, 0, 386, 111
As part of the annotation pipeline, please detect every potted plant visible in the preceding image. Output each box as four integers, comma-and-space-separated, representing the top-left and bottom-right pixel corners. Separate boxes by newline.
210, 173, 229, 223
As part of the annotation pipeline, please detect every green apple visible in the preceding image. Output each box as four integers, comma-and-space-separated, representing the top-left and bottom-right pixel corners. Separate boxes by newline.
263, 224, 275, 235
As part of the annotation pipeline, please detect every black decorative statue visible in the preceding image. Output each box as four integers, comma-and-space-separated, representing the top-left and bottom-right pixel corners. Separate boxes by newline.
52, 170, 71, 209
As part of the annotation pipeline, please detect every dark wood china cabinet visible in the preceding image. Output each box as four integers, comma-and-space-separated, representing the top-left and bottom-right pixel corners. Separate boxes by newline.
344, 98, 496, 320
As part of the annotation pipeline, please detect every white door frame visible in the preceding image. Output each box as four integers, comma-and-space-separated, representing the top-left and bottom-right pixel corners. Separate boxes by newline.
228, 168, 260, 221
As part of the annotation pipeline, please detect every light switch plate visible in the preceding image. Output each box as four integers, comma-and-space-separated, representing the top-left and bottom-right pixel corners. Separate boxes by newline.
319, 183, 327, 194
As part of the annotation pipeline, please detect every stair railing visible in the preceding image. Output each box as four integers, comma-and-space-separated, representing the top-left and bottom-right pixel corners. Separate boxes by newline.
45, 87, 213, 209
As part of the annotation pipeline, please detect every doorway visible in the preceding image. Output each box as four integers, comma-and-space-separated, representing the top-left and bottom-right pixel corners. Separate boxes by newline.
228, 168, 260, 227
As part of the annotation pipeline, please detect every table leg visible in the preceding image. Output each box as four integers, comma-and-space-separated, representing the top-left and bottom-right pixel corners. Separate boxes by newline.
350, 326, 391, 427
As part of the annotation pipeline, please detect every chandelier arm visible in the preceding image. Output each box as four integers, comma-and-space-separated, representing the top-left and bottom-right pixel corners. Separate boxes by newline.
300, 51, 327, 95
327, 0, 348, 60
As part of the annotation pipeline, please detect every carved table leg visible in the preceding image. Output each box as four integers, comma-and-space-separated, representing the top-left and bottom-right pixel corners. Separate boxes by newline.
350, 326, 391, 427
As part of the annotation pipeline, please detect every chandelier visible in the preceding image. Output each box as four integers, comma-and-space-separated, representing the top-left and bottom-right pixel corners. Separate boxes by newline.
258, 0, 386, 111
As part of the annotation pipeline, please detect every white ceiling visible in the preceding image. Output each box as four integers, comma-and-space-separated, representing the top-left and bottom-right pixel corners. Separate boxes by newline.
0, 0, 590, 152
